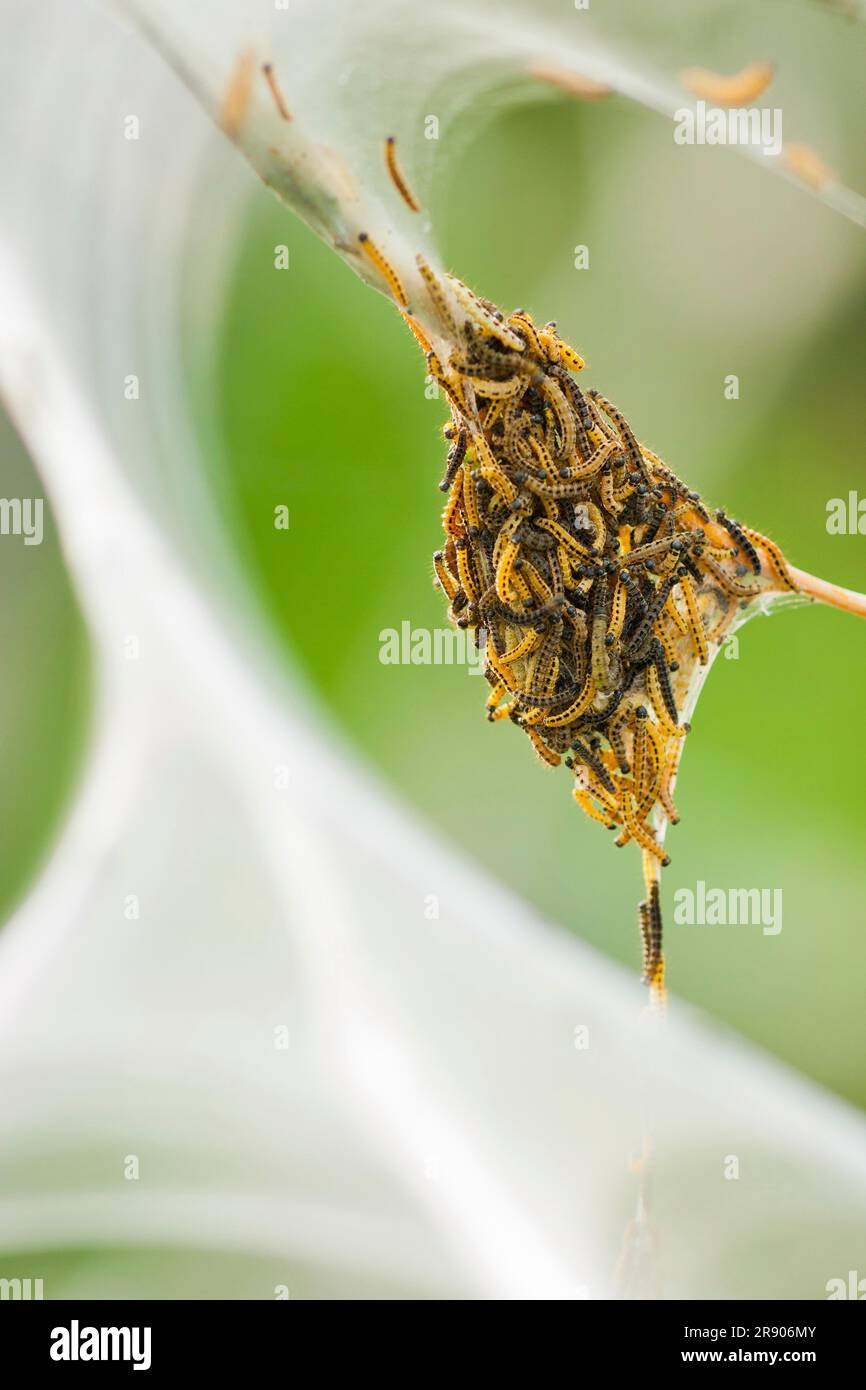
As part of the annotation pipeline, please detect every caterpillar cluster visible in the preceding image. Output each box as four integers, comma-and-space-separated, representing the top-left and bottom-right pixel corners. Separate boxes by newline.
425, 286, 795, 991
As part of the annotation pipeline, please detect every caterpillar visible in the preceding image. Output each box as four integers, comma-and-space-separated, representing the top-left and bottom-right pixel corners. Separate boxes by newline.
417, 285, 803, 996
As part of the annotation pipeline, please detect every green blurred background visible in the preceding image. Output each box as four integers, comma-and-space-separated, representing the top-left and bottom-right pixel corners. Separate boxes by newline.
0, 410, 90, 923
3, 85, 865, 1117
210, 92, 866, 1110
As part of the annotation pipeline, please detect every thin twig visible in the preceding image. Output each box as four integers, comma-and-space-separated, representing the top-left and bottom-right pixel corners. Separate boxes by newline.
789, 565, 866, 620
